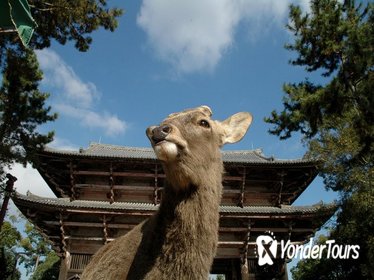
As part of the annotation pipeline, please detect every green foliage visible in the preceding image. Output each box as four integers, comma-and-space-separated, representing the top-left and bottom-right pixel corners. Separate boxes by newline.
0, 0, 123, 179
0, 0, 123, 61
265, 0, 374, 279
266, 0, 374, 160
292, 188, 374, 280
0, 49, 57, 175
0, 217, 60, 279
265, 0, 373, 192
30, 251, 60, 280
307, 120, 373, 193
0, 221, 21, 250
19, 221, 53, 274
0, 1, 123, 277
28, 0, 123, 52
0, 221, 22, 279
0, 247, 21, 280
291, 253, 345, 280
331, 185, 374, 278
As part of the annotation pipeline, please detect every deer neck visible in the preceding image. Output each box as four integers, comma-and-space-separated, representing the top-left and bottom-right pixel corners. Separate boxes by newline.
155, 160, 223, 270
160, 159, 223, 214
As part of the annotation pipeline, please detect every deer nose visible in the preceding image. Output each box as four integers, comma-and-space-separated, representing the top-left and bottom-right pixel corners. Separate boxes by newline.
151, 125, 171, 144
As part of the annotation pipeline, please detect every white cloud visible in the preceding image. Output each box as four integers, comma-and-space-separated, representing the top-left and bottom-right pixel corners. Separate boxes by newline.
137, 0, 241, 73
4, 136, 85, 199
49, 137, 79, 151
36, 49, 127, 137
137, 0, 309, 74
5, 138, 80, 199
36, 49, 99, 108
6, 164, 55, 198
56, 104, 127, 137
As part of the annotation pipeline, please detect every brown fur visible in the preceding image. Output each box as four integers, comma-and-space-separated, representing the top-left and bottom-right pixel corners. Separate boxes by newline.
81, 106, 252, 280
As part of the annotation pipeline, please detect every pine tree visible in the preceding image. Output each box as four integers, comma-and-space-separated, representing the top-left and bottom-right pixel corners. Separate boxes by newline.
0, 220, 22, 279
1, 2, 123, 275
0, 50, 56, 175
0, 0, 123, 177
0, 0, 123, 63
266, 0, 373, 163
265, 0, 373, 278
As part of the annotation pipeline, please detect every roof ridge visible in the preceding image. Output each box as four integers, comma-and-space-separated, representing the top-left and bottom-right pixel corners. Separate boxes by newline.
44, 145, 79, 153
88, 143, 153, 152
222, 148, 263, 154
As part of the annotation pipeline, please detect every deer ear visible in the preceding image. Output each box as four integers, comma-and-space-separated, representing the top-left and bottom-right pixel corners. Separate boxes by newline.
220, 112, 252, 145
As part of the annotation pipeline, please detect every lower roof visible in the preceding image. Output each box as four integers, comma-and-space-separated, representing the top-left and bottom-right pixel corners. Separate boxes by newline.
12, 191, 337, 259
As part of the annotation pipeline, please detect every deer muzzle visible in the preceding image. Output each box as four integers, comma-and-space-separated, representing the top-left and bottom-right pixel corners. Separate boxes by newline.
147, 125, 171, 145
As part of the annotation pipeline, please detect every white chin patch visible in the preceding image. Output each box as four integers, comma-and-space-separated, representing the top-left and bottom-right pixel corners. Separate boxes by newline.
154, 142, 178, 161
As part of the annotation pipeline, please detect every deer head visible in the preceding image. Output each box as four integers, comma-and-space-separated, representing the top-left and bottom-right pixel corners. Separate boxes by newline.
146, 106, 252, 190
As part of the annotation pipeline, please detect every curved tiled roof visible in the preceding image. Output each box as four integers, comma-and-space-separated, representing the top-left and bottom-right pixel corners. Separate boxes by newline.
42, 142, 317, 166
13, 191, 336, 216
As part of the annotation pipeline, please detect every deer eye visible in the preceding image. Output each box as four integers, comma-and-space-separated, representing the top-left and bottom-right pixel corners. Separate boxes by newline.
199, 120, 210, 128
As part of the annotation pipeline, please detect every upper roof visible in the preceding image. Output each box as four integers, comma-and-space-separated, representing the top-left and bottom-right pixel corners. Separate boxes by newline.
42, 142, 317, 166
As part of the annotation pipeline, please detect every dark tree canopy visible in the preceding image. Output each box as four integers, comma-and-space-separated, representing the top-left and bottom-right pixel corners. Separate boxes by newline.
291, 184, 374, 280
30, 251, 60, 280
1, 218, 60, 280
0, 0, 123, 175
265, 1, 373, 279
266, 0, 373, 193
0, 221, 22, 280
0, 49, 57, 174
29, 0, 123, 51
0, 0, 123, 60
1, 2, 123, 277
266, 0, 373, 159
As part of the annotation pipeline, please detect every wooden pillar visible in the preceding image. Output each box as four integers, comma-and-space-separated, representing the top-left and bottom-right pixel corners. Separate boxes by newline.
240, 257, 249, 280
238, 167, 246, 207
281, 261, 289, 280
153, 164, 159, 205
109, 162, 115, 204
103, 214, 109, 244
277, 170, 286, 206
69, 161, 76, 201
241, 219, 253, 280
58, 212, 71, 280
58, 251, 71, 280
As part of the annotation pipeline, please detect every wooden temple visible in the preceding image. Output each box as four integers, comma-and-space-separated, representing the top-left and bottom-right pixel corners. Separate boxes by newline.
12, 143, 336, 280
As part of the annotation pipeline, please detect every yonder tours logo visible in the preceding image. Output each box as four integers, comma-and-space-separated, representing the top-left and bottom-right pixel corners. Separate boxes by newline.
255, 231, 360, 266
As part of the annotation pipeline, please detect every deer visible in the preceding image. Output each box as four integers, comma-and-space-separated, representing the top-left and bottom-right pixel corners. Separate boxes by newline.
81, 105, 252, 280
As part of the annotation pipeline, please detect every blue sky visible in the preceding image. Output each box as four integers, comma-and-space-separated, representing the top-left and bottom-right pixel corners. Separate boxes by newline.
7, 0, 338, 278
37, 1, 311, 152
